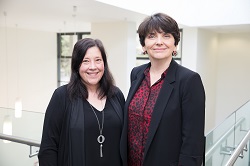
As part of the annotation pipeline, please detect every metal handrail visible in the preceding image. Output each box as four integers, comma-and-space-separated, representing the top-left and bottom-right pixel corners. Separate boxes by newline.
205, 118, 245, 161
205, 100, 250, 135
225, 129, 250, 166
0, 133, 40, 147
0, 133, 40, 157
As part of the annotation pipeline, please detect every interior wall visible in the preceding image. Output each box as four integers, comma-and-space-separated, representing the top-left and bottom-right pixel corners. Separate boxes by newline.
182, 28, 218, 134
215, 32, 250, 125
196, 29, 218, 134
91, 21, 137, 97
0, 27, 57, 113
181, 28, 198, 71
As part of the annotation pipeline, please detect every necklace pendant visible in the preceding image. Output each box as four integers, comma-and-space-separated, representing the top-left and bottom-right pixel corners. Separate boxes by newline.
97, 135, 105, 157
97, 134, 105, 144
100, 144, 103, 157
89, 103, 105, 158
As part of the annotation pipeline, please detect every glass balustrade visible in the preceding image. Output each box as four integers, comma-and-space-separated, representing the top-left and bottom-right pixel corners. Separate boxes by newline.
205, 100, 250, 166
0, 107, 44, 166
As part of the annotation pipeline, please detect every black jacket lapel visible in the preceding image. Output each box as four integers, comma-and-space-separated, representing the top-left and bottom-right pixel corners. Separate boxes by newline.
143, 60, 178, 161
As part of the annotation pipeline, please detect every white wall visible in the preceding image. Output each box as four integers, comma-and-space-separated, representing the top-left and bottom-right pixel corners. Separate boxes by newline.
197, 29, 219, 134
91, 21, 137, 97
215, 32, 250, 125
182, 28, 198, 71
182, 28, 218, 134
0, 27, 57, 113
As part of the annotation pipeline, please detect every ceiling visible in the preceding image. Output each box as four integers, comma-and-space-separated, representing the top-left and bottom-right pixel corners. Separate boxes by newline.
1, 0, 250, 33
0, 0, 147, 32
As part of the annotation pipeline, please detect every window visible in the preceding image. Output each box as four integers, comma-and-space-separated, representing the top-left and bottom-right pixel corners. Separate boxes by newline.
57, 32, 91, 87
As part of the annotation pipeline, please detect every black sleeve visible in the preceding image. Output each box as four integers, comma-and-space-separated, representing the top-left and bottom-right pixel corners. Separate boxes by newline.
179, 73, 205, 166
38, 87, 67, 166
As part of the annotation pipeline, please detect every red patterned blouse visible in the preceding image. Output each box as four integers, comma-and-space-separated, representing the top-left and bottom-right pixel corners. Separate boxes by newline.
128, 67, 167, 166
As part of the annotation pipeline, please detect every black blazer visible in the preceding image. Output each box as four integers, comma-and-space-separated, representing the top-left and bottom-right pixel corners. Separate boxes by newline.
121, 59, 205, 166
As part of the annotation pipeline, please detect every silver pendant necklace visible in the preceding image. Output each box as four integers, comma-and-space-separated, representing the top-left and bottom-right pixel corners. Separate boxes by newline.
89, 103, 105, 157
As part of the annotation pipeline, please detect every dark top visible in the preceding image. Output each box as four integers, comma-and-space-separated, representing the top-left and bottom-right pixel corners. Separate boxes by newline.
85, 99, 122, 166
38, 85, 125, 166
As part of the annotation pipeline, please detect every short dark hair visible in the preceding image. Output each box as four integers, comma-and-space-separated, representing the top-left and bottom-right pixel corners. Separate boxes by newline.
67, 38, 115, 100
137, 13, 180, 46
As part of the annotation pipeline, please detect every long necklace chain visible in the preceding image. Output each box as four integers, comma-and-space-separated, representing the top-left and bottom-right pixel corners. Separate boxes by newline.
89, 103, 105, 157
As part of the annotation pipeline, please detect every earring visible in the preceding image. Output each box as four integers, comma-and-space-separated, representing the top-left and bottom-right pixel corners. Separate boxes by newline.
172, 51, 178, 56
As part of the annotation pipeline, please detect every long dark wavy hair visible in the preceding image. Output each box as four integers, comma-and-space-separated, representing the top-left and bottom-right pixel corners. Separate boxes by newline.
137, 13, 180, 46
67, 38, 115, 100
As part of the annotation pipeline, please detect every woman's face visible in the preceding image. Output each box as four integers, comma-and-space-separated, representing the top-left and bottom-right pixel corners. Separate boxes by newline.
143, 31, 176, 61
79, 46, 104, 90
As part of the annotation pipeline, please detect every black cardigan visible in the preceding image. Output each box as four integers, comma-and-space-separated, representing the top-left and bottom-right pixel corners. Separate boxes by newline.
38, 85, 125, 166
